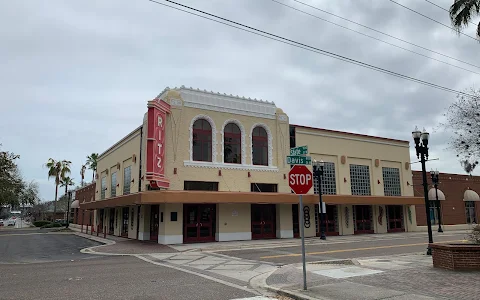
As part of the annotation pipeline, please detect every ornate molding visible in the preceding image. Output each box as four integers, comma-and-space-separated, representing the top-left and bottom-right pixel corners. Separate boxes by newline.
249, 123, 273, 167
277, 114, 288, 122
189, 114, 217, 162
221, 119, 246, 164
183, 161, 279, 172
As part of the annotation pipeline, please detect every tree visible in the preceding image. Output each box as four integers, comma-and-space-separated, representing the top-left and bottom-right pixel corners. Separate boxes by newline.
0, 145, 24, 206
461, 159, 478, 175
441, 88, 480, 164
20, 181, 40, 207
80, 164, 87, 186
86, 153, 99, 182
46, 159, 71, 219
449, 0, 480, 38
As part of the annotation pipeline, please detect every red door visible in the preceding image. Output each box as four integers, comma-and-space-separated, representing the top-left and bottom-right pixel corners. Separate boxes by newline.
387, 205, 405, 232
150, 205, 159, 241
316, 205, 339, 236
354, 205, 374, 234
183, 204, 216, 243
292, 204, 299, 238
251, 204, 276, 239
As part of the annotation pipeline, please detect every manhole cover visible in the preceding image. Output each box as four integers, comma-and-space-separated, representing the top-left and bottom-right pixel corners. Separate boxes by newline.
309, 259, 355, 265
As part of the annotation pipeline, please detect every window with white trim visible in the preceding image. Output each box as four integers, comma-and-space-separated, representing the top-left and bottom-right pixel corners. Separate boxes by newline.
100, 176, 106, 199
313, 162, 336, 195
350, 164, 371, 196
123, 166, 131, 195
111, 172, 117, 197
192, 119, 212, 162
252, 126, 268, 166
382, 167, 401, 196
224, 123, 242, 164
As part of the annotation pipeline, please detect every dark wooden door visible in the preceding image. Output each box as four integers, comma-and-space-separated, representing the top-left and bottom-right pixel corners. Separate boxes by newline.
183, 204, 216, 243
387, 205, 404, 232
122, 207, 129, 237
150, 205, 159, 241
109, 208, 115, 235
292, 204, 299, 238
316, 205, 339, 236
251, 204, 276, 239
354, 205, 374, 234
98, 209, 104, 233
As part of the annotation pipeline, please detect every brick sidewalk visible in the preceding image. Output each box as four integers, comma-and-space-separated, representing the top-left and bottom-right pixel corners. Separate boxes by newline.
265, 254, 480, 300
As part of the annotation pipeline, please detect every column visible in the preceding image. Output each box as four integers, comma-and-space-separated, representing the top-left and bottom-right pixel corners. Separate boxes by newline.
217, 203, 251, 241
138, 205, 151, 241
275, 204, 294, 238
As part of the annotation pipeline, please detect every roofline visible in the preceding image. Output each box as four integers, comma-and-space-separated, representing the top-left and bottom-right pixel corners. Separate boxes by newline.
98, 125, 142, 159
291, 124, 409, 144
412, 170, 479, 178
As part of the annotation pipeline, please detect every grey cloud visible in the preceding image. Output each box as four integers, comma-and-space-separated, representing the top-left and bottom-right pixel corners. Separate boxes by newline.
1, 0, 479, 200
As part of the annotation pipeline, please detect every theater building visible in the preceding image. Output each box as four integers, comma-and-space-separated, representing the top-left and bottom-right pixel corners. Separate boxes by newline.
413, 171, 480, 231
78, 86, 423, 244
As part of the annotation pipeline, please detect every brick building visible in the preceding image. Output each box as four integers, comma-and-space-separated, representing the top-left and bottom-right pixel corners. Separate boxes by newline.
413, 171, 480, 229
72, 183, 95, 227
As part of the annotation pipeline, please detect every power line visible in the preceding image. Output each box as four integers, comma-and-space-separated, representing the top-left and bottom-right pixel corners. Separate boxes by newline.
389, 0, 479, 42
269, 0, 480, 75
289, 0, 480, 70
145, 0, 476, 98
423, 0, 479, 27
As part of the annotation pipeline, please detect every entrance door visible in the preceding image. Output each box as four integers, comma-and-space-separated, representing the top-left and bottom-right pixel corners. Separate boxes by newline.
354, 205, 374, 234
183, 204, 216, 243
251, 204, 276, 239
122, 207, 129, 237
98, 209, 104, 233
292, 204, 299, 238
150, 205, 159, 241
316, 205, 339, 236
387, 205, 404, 232
109, 208, 114, 235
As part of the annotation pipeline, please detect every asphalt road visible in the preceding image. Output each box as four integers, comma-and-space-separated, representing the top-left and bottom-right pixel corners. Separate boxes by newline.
0, 230, 257, 300
218, 232, 469, 265
0, 256, 256, 300
0, 230, 102, 264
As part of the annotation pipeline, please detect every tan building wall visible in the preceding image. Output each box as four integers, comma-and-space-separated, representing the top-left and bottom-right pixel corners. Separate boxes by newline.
95, 127, 142, 201
216, 203, 251, 241
158, 88, 291, 193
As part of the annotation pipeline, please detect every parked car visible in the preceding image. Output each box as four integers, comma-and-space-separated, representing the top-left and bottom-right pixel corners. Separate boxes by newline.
6, 218, 16, 226
0, 219, 4, 226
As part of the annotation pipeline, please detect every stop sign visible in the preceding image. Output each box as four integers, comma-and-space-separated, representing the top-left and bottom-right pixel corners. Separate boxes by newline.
289, 165, 313, 194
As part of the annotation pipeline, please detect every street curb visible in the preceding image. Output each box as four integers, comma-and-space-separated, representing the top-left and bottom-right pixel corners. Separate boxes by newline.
266, 286, 325, 300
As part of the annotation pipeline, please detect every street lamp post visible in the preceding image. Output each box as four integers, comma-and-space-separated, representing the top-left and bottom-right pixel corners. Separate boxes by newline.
66, 191, 72, 229
412, 126, 434, 255
313, 159, 326, 240
430, 170, 443, 233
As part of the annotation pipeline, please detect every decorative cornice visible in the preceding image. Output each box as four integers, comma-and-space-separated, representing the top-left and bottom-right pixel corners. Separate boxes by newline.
183, 161, 279, 172
221, 119, 246, 164
249, 123, 273, 167
189, 114, 218, 162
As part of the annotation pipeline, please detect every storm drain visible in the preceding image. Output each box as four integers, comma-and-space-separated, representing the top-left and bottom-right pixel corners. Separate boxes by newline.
308, 259, 355, 266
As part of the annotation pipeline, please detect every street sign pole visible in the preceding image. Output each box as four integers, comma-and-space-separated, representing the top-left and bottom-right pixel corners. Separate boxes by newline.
299, 194, 307, 291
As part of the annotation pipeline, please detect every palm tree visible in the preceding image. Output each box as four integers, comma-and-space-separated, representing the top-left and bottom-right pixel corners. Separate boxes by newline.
46, 159, 71, 220
60, 176, 75, 217
86, 153, 99, 182
449, 0, 480, 38
80, 164, 87, 186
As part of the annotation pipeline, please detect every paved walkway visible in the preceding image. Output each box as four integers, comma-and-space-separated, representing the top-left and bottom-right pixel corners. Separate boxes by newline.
264, 253, 480, 300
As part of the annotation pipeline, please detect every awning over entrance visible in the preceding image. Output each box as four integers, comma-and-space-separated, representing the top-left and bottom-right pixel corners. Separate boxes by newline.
463, 189, 480, 202
71, 200, 80, 209
428, 188, 445, 201
80, 190, 424, 209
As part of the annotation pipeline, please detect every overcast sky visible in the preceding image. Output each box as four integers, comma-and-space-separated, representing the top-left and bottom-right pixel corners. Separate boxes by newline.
1, 0, 479, 201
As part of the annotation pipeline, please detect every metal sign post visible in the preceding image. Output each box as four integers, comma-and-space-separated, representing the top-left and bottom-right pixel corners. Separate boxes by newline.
299, 195, 307, 290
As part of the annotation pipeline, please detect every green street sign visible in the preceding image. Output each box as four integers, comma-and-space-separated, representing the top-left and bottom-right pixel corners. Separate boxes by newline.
286, 155, 311, 165
290, 146, 308, 156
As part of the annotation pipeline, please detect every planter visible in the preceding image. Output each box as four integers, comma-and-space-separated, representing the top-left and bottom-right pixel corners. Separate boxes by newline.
430, 243, 480, 271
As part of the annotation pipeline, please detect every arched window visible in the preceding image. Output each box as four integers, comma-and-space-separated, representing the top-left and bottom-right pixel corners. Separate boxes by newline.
192, 119, 212, 162
224, 123, 242, 164
252, 126, 268, 166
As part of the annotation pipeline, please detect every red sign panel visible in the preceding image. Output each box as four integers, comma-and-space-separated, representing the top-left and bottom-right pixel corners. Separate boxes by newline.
146, 99, 171, 188
288, 165, 313, 195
